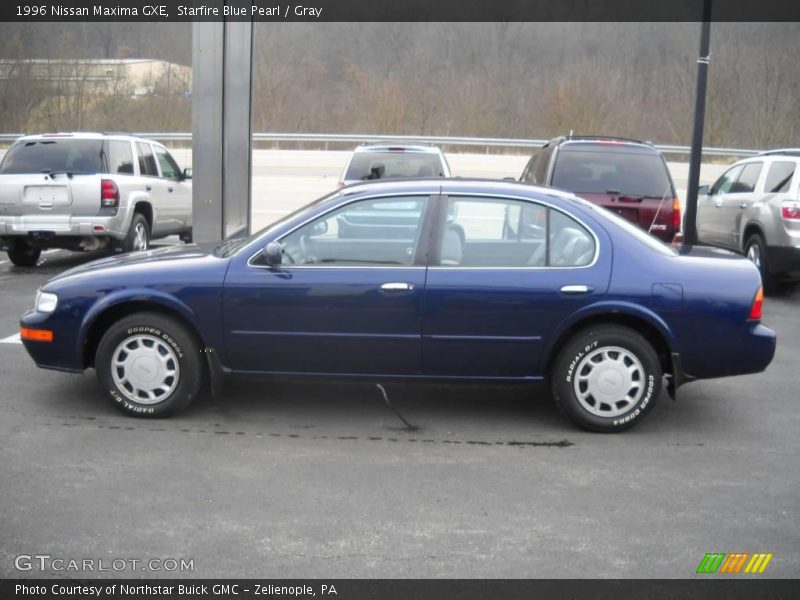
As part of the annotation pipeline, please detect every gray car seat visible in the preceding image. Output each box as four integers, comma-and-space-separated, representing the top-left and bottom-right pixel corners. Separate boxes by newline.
440, 226, 464, 265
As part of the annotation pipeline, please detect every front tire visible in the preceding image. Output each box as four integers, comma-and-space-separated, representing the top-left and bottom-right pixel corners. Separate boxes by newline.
744, 233, 777, 293
96, 312, 203, 417
7, 239, 42, 267
551, 325, 662, 432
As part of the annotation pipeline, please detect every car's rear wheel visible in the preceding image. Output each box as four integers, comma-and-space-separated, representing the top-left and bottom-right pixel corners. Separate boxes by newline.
551, 325, 662, 432
744, 233, 777, 292
7, 239, 42, 267
96, 312, 202, 417
120, 213, 150, 253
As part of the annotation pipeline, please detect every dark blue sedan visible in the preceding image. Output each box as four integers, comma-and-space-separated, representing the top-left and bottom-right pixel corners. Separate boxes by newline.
19, 180, 776, 432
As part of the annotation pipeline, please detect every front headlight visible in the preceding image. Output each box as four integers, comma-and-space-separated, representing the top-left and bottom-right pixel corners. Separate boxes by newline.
35, 290, 58, 313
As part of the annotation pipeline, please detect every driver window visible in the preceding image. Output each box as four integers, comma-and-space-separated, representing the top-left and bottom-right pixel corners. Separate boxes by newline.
710, 165, 744, 195
279, 196, 429, 266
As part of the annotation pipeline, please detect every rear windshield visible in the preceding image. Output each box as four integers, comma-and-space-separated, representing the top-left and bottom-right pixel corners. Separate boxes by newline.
0, 139, 107, 175
552, 146, 673, 199
345, 151, 445, 181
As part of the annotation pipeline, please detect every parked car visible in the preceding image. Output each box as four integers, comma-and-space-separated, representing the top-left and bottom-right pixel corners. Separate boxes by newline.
338, 143, 451, 188
696, 149, 800, 290
0, 132, 193, 267
20, 179, 774, 432
519, 135, 680, 243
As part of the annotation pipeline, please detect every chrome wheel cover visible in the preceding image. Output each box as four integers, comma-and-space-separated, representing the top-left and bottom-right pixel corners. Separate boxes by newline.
133, 222, 148, 251
747, 242, 761, 270
111, 334, 179, 404
573, 346, 645, 418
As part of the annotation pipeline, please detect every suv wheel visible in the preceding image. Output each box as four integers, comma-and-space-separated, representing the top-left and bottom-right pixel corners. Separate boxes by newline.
744, 233, 777, 292
551, 325, 662, 432
7, 239, 42, 267
96, 312, 203, 417
120, 213, 150, 253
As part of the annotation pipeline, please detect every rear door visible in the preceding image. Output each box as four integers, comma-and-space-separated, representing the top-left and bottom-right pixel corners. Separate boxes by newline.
135, 141, 169, 234
223, 194, 435, 375
422, 194, 611, 378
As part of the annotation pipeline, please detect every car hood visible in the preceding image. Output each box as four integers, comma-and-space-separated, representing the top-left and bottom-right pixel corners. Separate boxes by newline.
44, 243, 222, 285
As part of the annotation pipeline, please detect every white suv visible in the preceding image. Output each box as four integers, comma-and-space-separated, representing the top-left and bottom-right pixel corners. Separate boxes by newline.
696, 149, 800, 289
0, 132, 192, 267
338, 144, 451, 188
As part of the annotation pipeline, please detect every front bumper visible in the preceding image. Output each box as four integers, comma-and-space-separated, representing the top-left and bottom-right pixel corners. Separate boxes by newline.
19, 310, 85, 373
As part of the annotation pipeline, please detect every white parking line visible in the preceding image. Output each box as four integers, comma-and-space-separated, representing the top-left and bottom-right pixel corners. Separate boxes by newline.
0, 333, 21, 344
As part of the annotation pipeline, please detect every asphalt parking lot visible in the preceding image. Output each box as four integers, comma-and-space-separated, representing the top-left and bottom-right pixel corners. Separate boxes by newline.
1, 247, 799, 580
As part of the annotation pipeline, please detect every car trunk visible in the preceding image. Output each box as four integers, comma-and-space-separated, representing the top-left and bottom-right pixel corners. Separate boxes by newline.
0, 174, 100, 224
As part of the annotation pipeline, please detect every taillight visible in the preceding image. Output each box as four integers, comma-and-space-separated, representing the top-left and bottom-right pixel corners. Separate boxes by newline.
781, 201, 800, 220
749, 286, 764, 320
672, 197, 681, 231
101, 179, 119, 208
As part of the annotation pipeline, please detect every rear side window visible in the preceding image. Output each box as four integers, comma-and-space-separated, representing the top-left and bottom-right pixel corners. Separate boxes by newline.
732, 162, 762, 193
437, 196, 594, 268
106, 141, 135, 175
136, 142, 158, 176
551, 146, 673, 198
0, 139, 104, 174
345, 152, 445, 181
764, 161, 795, 193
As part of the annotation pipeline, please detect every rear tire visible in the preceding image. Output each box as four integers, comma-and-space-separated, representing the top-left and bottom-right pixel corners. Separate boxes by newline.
744, 233, 778, 293
96, 312, 203, 417
119, 213, 150, 253
551, 325, 662, 432
7, 239, 42, 267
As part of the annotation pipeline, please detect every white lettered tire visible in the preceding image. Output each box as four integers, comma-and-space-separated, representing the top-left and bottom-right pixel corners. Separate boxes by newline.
551, 325, 662, 432
96, 312, 202, 417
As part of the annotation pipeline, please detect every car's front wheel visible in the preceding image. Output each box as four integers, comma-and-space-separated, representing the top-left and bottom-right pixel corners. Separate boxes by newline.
551, 325, 662, 432
96, 312, 203, 417
7, 239, 42, 267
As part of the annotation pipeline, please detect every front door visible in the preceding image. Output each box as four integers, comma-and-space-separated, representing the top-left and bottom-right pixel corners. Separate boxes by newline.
223, 194, 434, 375
697, 164, 744, 247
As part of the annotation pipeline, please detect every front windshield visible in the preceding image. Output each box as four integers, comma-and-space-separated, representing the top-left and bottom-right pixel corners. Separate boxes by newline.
214, 190, 341, 257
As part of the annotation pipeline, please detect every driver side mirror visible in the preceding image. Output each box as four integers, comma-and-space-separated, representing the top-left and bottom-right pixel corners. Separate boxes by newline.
182, 167, 193, 180
698, 184, 709, 196
263, 241, 282, 266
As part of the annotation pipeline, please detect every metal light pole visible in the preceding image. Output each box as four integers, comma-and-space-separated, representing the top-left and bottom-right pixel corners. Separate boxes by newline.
683, 0, 712, 246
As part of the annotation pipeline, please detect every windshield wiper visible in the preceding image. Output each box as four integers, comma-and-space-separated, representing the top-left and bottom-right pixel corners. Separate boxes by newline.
40, 169, 93, 179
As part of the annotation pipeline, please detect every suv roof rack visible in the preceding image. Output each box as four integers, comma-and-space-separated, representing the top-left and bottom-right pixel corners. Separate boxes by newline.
564, 133, 653, 146
757, 148, 800, 157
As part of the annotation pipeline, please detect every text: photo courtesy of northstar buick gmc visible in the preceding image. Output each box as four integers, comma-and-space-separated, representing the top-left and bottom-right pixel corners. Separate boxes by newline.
19, 180, 775, 432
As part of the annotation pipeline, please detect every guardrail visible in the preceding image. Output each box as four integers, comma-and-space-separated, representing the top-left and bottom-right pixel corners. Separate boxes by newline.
0, 132, 763, 157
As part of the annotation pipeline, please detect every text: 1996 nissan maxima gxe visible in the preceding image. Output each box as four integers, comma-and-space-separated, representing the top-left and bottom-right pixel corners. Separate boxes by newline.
20, 179, 776, 432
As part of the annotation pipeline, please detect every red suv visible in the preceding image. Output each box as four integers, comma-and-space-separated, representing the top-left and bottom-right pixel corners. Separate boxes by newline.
519, 136, 680, 243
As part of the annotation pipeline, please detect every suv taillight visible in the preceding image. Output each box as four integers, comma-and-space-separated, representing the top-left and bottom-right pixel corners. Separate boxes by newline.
749, 286, 764, 320
781, 201, 800, 220
101, 179, 119, 208
672, 196, 681, 231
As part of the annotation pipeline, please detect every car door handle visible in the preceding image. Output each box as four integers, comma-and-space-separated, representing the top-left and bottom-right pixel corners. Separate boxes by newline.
560, 285, 593, 295
739, 202, 747, 209
168, 187, 174, 192
145, 185, 151, 191
714, 199, 723, 207
380, 282, 416, 293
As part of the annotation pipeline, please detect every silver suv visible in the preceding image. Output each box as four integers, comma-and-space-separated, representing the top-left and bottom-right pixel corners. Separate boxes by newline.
0, 132, 192, 267
338, 144, 451, 188
696, 149, 800, 289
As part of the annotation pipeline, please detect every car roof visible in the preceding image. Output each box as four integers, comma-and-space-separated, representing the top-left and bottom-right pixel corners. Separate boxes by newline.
14, 132, 155, 143
755, 149, 800, 158
340, 177, 578, 200
353, 144, 442, 154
